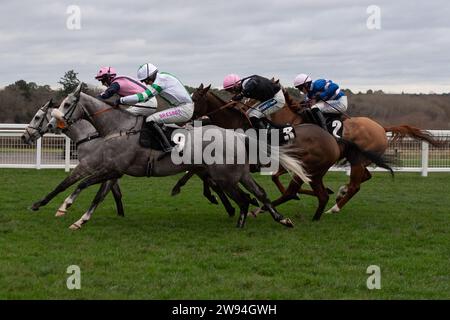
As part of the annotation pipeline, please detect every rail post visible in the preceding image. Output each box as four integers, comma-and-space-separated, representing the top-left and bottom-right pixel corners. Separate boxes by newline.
421, 141, 429, 177
65, 135, 71, 172
36, 137, 42, 169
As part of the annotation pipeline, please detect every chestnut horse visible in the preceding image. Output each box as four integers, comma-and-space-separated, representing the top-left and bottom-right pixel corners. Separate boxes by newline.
266, 89, 440, 213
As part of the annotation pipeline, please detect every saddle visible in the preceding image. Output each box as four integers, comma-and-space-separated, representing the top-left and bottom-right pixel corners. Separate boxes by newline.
323, 113, 344, 138
139, 120, 177, 151
298, 109, 344, 138
260, 118, 296, 145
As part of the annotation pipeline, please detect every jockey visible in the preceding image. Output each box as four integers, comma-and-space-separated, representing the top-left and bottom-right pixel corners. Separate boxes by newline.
222, 74, 284, 130
95, 66, 157, 116
119, 63, 194, 152
293, 74, 348, 130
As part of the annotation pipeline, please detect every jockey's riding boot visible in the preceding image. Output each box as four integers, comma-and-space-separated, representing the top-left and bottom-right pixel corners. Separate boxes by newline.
146, 121, 172, 153
250, 116, 272, 143
311, 108, 327, 130
249, 116, 267, 130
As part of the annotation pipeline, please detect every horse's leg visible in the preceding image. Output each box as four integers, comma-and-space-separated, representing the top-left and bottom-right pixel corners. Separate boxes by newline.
202, 179, 219, 205
271, 168, 287, 194
297, 187, 334, 197
335, 167, 371, 204
171, 171, 195, 196
251, 178, 302, 218
69, 171, 122, 230
240, 173, 294, 228
221, 185, 250, 228
55, 187, 83, 217
31, 165, 90, 211
327, 164, 365, 214
209, 183, 236, 217
309, 176, 330, 221
110, 179, 125, 217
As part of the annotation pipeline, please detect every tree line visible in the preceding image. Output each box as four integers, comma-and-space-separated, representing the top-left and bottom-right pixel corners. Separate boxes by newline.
1, 70, 449, 129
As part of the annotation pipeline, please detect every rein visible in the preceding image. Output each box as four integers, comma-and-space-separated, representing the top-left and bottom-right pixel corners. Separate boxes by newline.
87, 106, 115, 118
202, 92, 252, 128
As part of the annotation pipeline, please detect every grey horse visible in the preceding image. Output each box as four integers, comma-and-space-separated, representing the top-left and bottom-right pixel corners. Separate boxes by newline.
31, 84, 310, 229
23, 100, 238, 225
22, 100, 125, 219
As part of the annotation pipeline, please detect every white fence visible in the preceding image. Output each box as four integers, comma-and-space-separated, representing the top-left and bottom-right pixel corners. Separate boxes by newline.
1, 124, 450, 176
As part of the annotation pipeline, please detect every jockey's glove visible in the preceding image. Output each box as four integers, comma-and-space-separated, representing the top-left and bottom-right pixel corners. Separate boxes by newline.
232, 93, 244, 101
114, 98, 122, 107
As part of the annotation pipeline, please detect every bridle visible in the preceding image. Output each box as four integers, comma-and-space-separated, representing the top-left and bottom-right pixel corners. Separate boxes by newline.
61, 94, 115, 127
25, 103, 52, 138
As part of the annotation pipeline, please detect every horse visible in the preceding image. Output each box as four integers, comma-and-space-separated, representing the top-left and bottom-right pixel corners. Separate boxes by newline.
32, 84, 309, 229
21, 100, 125, 219
278, 90, 440, 213
174, 84, 392, 221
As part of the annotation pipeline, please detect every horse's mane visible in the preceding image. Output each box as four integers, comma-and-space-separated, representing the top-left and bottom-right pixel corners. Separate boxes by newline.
81, 92, 134, 117
208, 90, 228, 104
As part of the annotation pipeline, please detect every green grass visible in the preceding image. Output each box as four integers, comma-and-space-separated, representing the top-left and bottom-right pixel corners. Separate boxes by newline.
0, 169, 449, 299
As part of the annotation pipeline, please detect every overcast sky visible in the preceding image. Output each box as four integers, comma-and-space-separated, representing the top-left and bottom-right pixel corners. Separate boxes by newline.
1, 0, 449, 93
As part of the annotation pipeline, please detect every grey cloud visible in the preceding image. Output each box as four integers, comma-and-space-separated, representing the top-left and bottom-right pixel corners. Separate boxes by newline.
0, 0, 449, 93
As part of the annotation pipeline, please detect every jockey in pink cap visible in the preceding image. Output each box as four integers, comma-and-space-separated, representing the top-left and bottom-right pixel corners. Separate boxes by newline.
223, 73, 285, 131
95, 66, 157, 116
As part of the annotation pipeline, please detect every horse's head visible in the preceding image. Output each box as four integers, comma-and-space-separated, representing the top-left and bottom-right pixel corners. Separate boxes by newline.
50, 83, 85, 129
192, 83, 211, 118
21, 99, 54, 145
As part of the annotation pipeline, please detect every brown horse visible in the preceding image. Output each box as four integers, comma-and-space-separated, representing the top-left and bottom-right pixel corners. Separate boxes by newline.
175, 84, 392, 221
267, 89, 440, 213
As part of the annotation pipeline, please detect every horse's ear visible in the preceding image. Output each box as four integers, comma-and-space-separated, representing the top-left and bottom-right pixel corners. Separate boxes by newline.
199, 83, 204, 90
72, 83, 83, 98
42, 99, 53, 110
275, 79, 280, 84
205, 84, 211, 91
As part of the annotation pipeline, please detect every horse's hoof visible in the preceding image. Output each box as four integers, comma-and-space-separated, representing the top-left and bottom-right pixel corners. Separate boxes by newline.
326, 204, 340, 214
280, 218, 294, 228
326, 187, 334, 195
171, 188, 180, 196
55, 209, 66, 217
30, 203, 40, 211
250, 207, 263, 217
227, 208, 236, 217
210, 196, 219, 205
69, 222, 83, 230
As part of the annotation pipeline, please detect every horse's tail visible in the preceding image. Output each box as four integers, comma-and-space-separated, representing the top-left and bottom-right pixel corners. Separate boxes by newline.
242, 131, 310, 183
277, 146, 311, 183
384, 125, 440, 147
337, 138, 394, 176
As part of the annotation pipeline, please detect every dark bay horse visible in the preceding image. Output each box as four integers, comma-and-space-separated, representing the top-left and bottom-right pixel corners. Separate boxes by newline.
175, 84, 392, 221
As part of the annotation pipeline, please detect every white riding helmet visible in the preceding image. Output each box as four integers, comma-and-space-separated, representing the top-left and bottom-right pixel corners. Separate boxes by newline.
137, 63, 158, 81
293, 74, 312, 87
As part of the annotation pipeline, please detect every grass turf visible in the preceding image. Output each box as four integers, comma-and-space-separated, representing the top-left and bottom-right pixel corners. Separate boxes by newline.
0, 169, 449, 299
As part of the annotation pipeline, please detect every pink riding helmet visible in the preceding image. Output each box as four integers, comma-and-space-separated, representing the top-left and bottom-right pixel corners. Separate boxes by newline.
95, 66, 117, 80
223, 74, 241, 89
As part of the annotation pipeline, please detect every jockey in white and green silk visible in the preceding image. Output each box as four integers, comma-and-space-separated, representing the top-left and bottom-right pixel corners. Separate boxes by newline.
119, 63, 194, 152
119, 63, 193, 125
